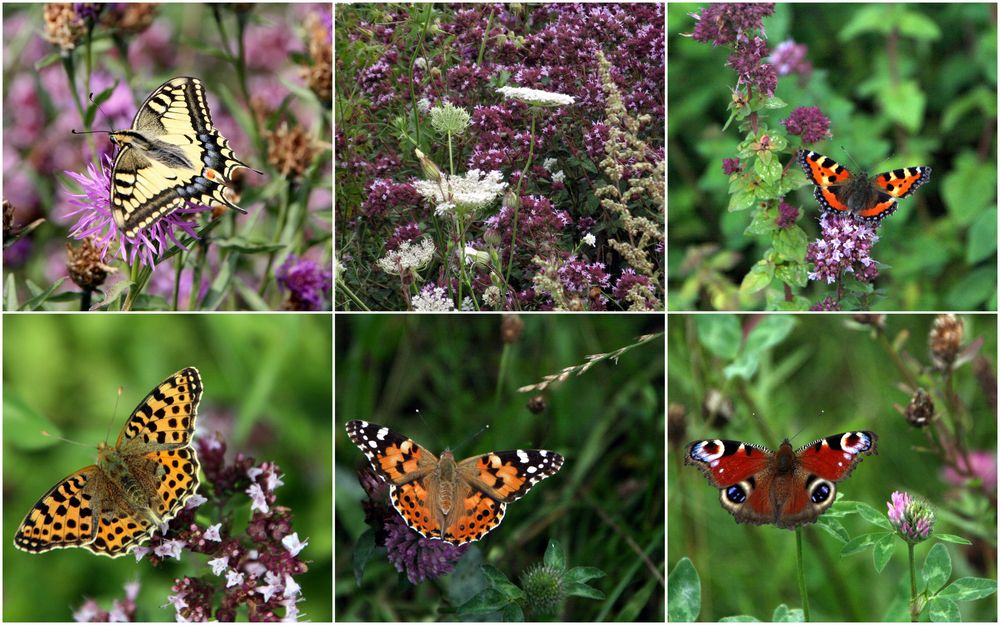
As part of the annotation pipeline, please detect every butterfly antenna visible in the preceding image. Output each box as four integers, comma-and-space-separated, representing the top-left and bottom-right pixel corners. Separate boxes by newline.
39, 431, 90, 448
454, 424, 491, 454
70, 88, 117, 134
103, 384, 124, 444
840, 146, 862, 171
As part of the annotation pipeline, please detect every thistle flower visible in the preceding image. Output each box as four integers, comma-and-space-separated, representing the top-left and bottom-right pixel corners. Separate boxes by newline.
275, 255, 332, 311
887, 491, 935, 543
63, 155, 208, 268
497, 85, 575, 108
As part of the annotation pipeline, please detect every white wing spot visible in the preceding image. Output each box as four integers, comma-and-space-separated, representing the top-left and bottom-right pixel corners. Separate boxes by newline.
376, 427, 389, 441
527, 466, 538, 474
517, 450, 529, 463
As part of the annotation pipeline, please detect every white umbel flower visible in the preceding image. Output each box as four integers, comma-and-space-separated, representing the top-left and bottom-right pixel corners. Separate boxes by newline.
413, 170, 507, 217
412, 285, 455, 311
552, 170, 566, 183
583, 232, 597, 247
543, 157, 558, 171
497, 85, 575, 107
377, 237, 436, 275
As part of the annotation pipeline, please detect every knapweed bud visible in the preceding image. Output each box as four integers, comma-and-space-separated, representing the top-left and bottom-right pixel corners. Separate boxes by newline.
929, 314, 964, 370
414, 148, 442, 184
905, 388, 935, 428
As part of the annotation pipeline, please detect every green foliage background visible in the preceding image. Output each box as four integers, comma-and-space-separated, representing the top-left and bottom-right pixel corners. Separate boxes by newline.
667, 314, 997, 621
2, 315, 332, 621
668, 3, 997, 310
335, 314, 664, 620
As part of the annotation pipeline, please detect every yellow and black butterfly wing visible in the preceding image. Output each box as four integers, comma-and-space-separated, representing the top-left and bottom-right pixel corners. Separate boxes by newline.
110, 77, 254, 238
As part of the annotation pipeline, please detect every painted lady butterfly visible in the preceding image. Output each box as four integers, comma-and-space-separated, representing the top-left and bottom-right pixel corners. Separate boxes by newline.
346, 420, 563, 545
799, 149, 931, 222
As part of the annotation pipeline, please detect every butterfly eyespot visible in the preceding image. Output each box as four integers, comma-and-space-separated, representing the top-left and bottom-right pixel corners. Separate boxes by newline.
724, 484, 748, 504
809, 481, 833, 504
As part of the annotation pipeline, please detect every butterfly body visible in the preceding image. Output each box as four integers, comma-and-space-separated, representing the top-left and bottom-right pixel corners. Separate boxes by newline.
685, 431, 877, 529
799, 149, 930, 222
14, 368, 202, 557
109, 77, 256, 238
346, 420, 563, 544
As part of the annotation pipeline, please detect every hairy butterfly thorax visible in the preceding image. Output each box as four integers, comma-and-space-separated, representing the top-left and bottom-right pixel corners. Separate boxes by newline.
107, 76, 261, 239
685, 431, 877, 529
799, 150, 931, 222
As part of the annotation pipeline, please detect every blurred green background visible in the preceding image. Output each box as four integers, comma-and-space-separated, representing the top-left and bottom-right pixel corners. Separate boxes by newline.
335, 315, 665, 620
668, 3, 997, 310
3, 314, 332, 621
668, 314, 997, 621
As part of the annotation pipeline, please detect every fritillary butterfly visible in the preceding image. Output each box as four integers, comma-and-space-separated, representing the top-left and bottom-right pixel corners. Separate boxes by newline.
14, 367, 202, 557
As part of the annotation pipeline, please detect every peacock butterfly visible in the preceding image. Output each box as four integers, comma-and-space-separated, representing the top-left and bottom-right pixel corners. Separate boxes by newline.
684, 431, 877, 529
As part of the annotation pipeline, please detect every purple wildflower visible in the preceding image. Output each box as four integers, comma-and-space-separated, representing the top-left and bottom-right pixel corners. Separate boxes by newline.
942, 450, 997, 494
386, 221, 423, 251
73, 580, 138, 622
275, 255, 332, 310
776, 201, 799, 228
383, 514, 471, 584
722, 158, 742, 175
770, 39, 812, 78
613, 269, 657, 310
63, 154, 209, 268
887, 491, 935, 543
784, 106, 831, 144
806, 212, 880, 284
691, 3, 775, 46
810, 296, 841, 311
361, 178, 422, 220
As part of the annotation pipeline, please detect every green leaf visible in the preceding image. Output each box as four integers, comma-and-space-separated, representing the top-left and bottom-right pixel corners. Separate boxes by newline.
481, 565, 524, 601
898, 10, 942, 40
728, 188, 756, 212
5, 272, 18, 310
936, 577, 998, 601
841, 532, 881, 555
927, 596, 960, 622
942, 153, 996, 222
879, 80, 926, 132
695, 315, 742, 359
754, 155, 782, 184
772, 226, 808, 261
213, 238, 287, 254
740, 260, 774, 294
774, 261, 808, 288
563, 581, 605, 600
19, 278, 67, 311
923, 543, 952, 593
873, 533, 895, 572
854, 502, 893, 529
564, 566, 606, 584
764, 96, 787, 109
352, 529, 376, 586
945, 266, 995, 310
543, 539, 566, 571
720, 617, 762, 622
772, 604, 804, 622
966, 207, 997, 264
458, 588, 512, 615
499, 603, 524, 621
934, 533, 973, 545
667, 558, 701, 622
745, 206, 779, 236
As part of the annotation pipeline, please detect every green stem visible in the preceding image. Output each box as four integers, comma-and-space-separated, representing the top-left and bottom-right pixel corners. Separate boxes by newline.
447, 130, 455, 175
796, 527, 810, 622
494, 342, 511, 404
122, 260, 140, 311
908, 542, 918, 621
504, 111, 537, 290
335, 278, 370, 311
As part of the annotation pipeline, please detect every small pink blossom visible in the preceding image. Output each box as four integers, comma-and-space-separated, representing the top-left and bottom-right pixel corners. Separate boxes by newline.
208, 556, 229, 576
281, 532, 308, 556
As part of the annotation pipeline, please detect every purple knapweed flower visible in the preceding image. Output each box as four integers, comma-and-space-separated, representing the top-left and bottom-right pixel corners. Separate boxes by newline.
887, 491, 935, 543
383, 513, 471, 584
806, 212, 880, 284
63, 154, 209, 268
784, 106, 831, 144
275, 254, 332, 310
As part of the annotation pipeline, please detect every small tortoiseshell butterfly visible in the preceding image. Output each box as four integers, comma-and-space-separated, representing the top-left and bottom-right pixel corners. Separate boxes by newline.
799, 150, 931, 222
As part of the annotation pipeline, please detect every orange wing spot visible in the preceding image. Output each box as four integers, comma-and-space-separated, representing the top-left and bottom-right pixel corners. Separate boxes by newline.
443, 490, 506, 544
874, 167, 931, 199
815, 187, 851, 212
800, 150, 850, 186
379, 443, 422, 480
856, 198, 897, 219
391, 482, 441, 539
